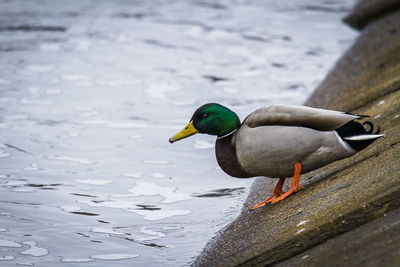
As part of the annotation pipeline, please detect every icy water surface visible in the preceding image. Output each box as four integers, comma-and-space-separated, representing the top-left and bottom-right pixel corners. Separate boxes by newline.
0, 0, 357, 266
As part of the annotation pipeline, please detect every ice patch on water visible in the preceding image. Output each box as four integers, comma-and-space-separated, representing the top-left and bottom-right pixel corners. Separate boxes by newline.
61, 257, 94, 263
76, 179, 113, 185
68, 38, 91, 51
222, 87, 239, 93
26, 65, 55, 73
90, 254, 139, 260
108, 121, 149, 129
123, 172, 143, 178
48, 156, 94, 164
129, 182, 192, 203
136, 227, 166, 241
80, 119, 148, 129
168, 119, 188, 124
12, 188, 36, 193
62, 74, 91, 81
20, 98, 53, 105
80, 110, 99, 117
193, 140, 214, 149
0, 239, 22, 247
4, 115, 28, 121
45, 89, 62, 95
90, 227, 124, 236
129, 135, 142, 139
69, 132, 80, 137
59, 206, 82, 212
97, 79, 130, 87
130, 209, 191, 221
143, 160, 169, 165
74, 106, 94, 111
171, 100, 196, 106
27, 87, 40, 95
150, 173, 166, 178
20, 241, 48, 257
116, 33, 132, 43
80, 119, 179, 130
60, 74, 92, 85
78, 199, 142, 210
145, 82, 180, 99
0, 97, 16, 103
0, 256, 14, 261
76, 81, 94, 87
0, 174, 8, 178
23, 164, 39, 171
0, 150, 10, 158
40, 43, 61, 51
0, 228, 8, 232
16, 263, 34, 266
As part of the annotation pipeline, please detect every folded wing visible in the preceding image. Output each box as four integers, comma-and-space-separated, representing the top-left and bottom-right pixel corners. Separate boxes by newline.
243, 105, 360, 131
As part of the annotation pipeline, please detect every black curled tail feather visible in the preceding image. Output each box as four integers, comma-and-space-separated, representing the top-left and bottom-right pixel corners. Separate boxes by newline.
362, 121, 380, 134
336, 119, 382, 151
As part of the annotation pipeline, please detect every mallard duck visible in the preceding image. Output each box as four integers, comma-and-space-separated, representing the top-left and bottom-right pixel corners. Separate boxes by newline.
169, 104, 384, 210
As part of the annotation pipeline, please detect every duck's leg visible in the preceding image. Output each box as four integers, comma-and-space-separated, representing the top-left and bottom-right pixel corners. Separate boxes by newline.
251, 178, 286, 210
271, 162, 303, 204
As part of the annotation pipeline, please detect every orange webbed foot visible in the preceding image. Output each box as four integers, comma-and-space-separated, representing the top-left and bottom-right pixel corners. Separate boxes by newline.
251, 178, 285, 210
251, 162, 303, 210
271, 162, 302, 204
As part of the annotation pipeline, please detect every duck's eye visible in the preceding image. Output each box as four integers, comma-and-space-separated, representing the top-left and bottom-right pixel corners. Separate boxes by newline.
201, 113, 209, 119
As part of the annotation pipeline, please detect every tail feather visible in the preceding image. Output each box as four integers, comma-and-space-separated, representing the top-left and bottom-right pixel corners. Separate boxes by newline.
336, 119, 383, 151
344, 134, 385, 141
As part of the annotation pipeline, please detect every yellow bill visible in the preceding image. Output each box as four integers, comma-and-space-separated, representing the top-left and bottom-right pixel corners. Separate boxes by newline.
169, 121, 198, 143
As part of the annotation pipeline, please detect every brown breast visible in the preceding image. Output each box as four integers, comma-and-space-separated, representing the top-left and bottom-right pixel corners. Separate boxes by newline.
215, 132, 252, 178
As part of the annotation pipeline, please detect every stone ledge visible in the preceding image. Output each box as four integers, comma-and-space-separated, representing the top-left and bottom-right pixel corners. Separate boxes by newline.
275, 209, 400, 267
343, 0, 400, 30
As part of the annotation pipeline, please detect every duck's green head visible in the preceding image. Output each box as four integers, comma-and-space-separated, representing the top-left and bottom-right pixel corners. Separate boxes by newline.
169, 103, 240, 143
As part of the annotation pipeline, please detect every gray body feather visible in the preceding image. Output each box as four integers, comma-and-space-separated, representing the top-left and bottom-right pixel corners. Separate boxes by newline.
235, 125, 355, 177
228, 105, 371, 178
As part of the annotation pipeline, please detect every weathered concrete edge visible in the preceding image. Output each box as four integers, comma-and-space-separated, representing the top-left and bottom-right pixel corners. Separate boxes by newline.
343, 0, 400, 29
240, 185, 400, 266
275, 209, 400, 267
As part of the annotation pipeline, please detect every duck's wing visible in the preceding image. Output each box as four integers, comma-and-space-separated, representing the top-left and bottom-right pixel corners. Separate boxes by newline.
243, 105, 360, 131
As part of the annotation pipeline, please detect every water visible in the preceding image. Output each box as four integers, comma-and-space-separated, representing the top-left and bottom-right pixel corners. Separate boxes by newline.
0, 0, 357, 266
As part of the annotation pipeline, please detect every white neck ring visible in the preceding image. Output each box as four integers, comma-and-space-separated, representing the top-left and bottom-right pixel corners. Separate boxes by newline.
216, 129, 237, 140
